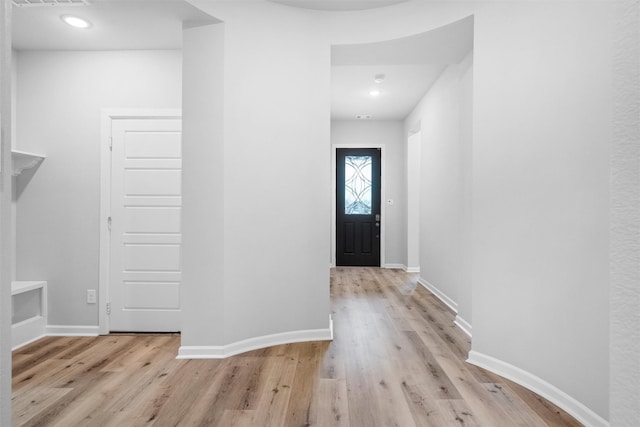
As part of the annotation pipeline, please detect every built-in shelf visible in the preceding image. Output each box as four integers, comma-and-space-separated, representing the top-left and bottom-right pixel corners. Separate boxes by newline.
12, 280, 48, 350
12, 149, 45, 177
12, 280, 47, 296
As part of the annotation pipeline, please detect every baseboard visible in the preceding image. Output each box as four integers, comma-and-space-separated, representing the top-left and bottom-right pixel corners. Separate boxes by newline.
12, 316, 47, 351
384, 264, 420, 273
12, 334, 47, 351
454, 315, 472, 337
46, 325, 100, 336
178, 319, 334, 359
417, 277, 458, 313
467, 351, 609, 427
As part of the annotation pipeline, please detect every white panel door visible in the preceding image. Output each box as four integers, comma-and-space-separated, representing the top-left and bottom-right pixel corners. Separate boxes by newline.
110, 118, 181, 332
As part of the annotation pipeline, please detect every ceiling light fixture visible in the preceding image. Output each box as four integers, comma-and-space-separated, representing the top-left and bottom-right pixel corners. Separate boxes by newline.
374, 74, 385, 84
61, 15, 92, 29
369, 89, 381, 97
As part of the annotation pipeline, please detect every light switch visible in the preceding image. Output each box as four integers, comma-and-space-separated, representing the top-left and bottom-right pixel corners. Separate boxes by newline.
87, 289, 97, 304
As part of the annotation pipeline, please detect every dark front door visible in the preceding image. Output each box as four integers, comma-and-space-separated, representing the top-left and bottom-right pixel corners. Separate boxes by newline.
336, 148, 381, 266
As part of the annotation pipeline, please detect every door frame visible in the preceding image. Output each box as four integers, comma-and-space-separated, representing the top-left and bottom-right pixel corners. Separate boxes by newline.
98, 109, 182, 335
331, 144, 386, 268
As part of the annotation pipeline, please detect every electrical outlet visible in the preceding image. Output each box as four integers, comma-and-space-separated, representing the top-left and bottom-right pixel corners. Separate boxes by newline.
87, 289, 97, 304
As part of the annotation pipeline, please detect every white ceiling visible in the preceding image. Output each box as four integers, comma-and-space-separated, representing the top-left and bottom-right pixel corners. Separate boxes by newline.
331, 64, 446, 120
331, 15, 473, 120
11, 0, 473, 122
269, 0, 407, 11
12, 0, 216, 50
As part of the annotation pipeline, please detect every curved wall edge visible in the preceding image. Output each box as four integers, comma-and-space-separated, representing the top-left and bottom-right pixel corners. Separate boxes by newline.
467, 350, 609, 427
177, 317, 333, 359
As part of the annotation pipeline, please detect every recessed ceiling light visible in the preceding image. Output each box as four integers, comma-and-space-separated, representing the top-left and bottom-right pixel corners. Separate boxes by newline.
356, 114, 373, 120
369, 89, 381, 97
61, 15, 92, 29
374, 74, 385, 84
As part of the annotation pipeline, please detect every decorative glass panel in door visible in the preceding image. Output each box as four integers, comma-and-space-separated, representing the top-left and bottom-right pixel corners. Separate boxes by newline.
344, 155, 372, 215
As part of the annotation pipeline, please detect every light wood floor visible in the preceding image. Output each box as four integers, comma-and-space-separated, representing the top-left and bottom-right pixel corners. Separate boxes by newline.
12, 267, 582, 426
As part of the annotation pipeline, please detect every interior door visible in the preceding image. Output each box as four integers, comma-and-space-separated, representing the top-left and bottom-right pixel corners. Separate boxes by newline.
336, 148, 381, 266
109, 117, 182, 332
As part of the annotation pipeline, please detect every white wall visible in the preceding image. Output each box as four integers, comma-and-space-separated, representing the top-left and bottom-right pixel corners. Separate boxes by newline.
331, 120, 405, 267
181, 23, 226, 346
404, 53, 473, 329
610, 2, 640, 424
181, 2, 331, 350
470, 2, 611, 422
15, 50, 182, 326
0, 2, 13, 424
221, 6, 330, 344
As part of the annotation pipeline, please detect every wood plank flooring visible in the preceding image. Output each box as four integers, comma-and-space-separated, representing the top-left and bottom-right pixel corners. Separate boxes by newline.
12, 267, 583, 426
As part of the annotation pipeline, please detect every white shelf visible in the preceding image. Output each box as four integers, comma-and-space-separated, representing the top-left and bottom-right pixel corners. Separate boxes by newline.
12, 280, 46, 296
11, 281, 48, 350
12, 149, 45, 177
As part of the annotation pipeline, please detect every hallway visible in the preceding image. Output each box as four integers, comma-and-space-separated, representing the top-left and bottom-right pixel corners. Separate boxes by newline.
12, 268, 580, 426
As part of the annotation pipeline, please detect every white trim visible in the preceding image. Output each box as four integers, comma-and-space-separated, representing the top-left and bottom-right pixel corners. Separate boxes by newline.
99, 109, 181, 335
12, 332, 47, 351
417, 277, 458, 313
384, 264, 420, 273
178, 318, 333, 359
13, 325, 103, 350
454, 315, 472, 337
384, 263, 406, 270
45, 325, 100, 336
12, 317, 46, 350
100, 109, 182, 121
467, 351, 609, 427
331, 144, 386, 268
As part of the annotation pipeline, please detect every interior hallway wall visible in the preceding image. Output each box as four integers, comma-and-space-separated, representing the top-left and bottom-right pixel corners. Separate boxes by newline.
404, 52, 473, 331
469, 3, 611, 422
15, 50, 182, 327
181, 2, 331, 349
181, 23, 226, 346
331, 120, 406, 267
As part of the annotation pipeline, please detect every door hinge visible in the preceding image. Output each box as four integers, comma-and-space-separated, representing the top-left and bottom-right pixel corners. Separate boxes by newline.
107, 216, 112, 231
106, 302, 111, 315
109, 137, 113, 152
